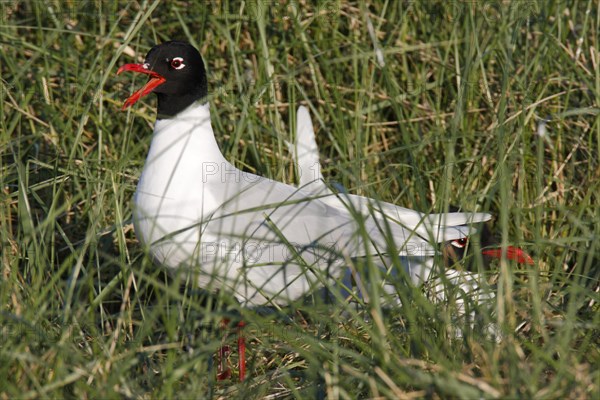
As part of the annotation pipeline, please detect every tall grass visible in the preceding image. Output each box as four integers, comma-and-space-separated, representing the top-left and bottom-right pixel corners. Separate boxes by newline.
1, 1, 598, 398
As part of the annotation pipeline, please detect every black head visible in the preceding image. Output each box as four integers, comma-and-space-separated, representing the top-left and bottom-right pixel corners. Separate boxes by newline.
443, 224, 493, 270
442, 222, 534, 270
118, 41, 208, 118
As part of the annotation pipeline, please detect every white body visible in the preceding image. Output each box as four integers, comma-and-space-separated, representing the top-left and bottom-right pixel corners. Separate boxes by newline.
134, 102, 491, 307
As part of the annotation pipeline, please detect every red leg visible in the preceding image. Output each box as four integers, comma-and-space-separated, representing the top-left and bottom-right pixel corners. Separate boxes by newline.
216, 318, 246, 381
237, 321, 246, 381
216, 318, 231, 381
216, 345, 231, 380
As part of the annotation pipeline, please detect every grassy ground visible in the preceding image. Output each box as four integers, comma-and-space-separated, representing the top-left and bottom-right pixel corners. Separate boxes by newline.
1, 0, 599, 398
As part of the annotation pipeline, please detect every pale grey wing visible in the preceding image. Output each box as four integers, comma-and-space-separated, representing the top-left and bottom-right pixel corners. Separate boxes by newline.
201, 204, 354, 306
319, 192, 491, 242
293, 106, 493, 315
340, 193, 491, 226
199, 175, 359, 306
204, 172, 435, 257
200, 174, 438, 306
293, 106, 490, 243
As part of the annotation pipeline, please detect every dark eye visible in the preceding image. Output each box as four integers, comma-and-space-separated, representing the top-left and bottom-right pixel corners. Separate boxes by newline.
170, 57, 185, 70
451, 237, 468, 249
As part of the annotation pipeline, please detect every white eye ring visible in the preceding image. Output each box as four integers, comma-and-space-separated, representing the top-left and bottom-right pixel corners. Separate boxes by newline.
450, 238, 468, 249
170, 57, 185, 70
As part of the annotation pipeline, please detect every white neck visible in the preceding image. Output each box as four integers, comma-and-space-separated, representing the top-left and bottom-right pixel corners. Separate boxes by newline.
133, 102, 233, 244
154, 101, 226, 163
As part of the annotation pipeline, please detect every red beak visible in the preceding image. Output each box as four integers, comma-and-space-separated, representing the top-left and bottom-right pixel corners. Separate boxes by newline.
481, 246, 534, 265
117, 63, 166, 110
